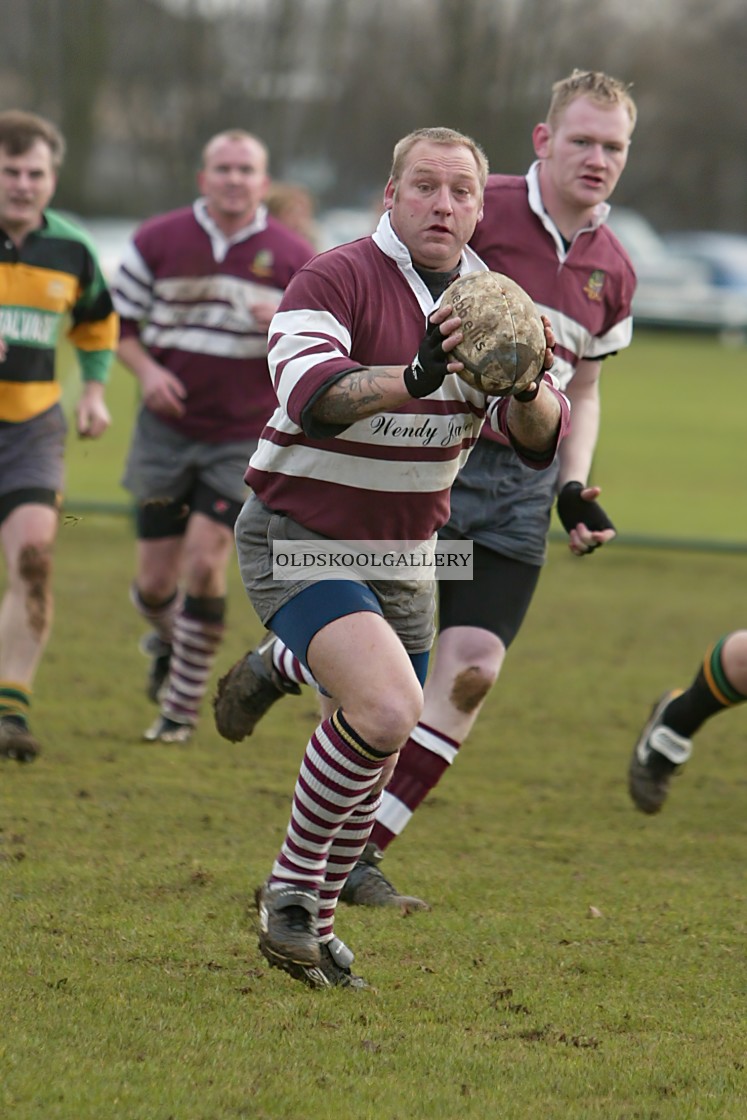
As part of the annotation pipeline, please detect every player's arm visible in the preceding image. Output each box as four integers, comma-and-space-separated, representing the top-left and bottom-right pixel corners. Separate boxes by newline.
503, 379, 565, 457
309, 304, 463, 427
117, 332, 187, 419
68, 258, 117, 440
556, 358, 616, 555
75, 379, 111, 439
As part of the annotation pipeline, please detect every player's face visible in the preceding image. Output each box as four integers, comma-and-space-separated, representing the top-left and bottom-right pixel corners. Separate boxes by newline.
535, 95, 632, 216
385, 140, 484, 271
0, 140, 57, 242
198, 136, 269, 230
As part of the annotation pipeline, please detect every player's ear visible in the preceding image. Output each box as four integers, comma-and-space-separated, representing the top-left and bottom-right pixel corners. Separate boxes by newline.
383, 178, 395, 210
532, 122, 551, 158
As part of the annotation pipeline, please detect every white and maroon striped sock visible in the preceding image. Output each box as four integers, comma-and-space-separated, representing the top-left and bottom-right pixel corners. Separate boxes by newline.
271, 637, 317, 689
161, 608, 224, 726
269, 711, 387, 899
369, 721, 460, 851
317, 791, 382, 941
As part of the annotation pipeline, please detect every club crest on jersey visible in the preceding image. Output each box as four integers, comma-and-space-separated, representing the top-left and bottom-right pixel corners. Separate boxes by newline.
583, 270, 605, 302
251, 250, 275, 279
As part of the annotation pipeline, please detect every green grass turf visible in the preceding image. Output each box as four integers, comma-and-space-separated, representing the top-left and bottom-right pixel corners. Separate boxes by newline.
593, 330, 747, 546
57, 329, 747, 547
3, 513, 747, 1119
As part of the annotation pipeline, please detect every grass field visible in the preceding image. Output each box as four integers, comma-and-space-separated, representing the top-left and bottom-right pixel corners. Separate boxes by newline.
3, 330, 747, 1118
58, 329, 747, 547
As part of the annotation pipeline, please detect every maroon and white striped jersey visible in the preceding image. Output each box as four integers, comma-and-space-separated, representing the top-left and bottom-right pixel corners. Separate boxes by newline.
470, 164, 635, 445
113, 201, 315, 443
246, 214, 570, 543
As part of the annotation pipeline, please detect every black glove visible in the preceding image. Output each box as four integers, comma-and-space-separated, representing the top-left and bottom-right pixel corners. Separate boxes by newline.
513, 372, 544, 402
404, 317, 450, 399
556, 481, 616, 536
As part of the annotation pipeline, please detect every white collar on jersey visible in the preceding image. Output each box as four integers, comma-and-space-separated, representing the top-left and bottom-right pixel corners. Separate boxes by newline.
193, 198, 269, 263
371, 210, 488, 315
525, 160, 610, 258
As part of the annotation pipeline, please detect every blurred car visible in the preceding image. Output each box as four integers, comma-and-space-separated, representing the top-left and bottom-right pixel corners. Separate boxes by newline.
80, 217, 138, 281
317, 207, 377, 251
606, 207, 747, 333
663, 230, 747, 292
57, 212, 138, 280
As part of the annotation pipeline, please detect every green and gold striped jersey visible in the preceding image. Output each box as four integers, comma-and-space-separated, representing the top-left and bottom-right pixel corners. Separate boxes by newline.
0, 208, 118, 423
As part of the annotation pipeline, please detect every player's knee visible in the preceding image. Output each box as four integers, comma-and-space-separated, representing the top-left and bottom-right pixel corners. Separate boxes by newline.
18, 544, 53, 636
137, 577, 178, 606
186, 554, 224, 596
723, 631, 747, 692
361, 686, 423, 753
450, 663, 498, 714
18, 542, 53, 587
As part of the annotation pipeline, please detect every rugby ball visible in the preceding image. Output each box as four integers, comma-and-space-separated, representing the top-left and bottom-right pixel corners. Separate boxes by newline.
442, 271, 546, 396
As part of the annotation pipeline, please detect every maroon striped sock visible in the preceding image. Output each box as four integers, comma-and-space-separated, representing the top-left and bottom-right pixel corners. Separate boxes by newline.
369, 722, 460, 851
318, 791, 382, 940
272, 639, 317, 688
161, 609, 224, 725
270, 711, 386, 897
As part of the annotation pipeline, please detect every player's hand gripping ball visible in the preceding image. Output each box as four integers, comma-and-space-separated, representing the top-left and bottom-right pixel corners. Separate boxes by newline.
442, 271, 547, 396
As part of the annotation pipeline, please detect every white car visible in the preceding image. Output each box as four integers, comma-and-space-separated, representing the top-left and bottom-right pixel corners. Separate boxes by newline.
606, 207, 747, 333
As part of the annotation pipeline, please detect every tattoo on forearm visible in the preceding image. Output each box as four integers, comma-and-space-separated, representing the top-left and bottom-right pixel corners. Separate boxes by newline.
313, 367, 400, 424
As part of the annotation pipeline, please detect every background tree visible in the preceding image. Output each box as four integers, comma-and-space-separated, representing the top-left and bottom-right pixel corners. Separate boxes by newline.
0, 0, 745, 232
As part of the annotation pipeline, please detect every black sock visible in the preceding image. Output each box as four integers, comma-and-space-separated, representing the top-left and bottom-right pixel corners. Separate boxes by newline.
664, 638, 745, 737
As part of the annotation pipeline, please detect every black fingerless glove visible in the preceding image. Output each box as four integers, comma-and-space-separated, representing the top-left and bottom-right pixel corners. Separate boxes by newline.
513, 372, 544, 402
556, 481, 616, 535
404, 317, 450, 399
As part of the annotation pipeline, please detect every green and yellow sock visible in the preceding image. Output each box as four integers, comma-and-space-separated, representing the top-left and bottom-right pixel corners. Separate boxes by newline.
0, 683, 31, 727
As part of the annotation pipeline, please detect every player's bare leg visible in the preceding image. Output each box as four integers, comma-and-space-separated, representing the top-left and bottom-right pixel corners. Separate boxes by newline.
0, 504, 58, 761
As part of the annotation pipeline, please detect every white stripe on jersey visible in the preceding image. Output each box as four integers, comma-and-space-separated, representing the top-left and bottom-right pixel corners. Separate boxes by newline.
114, 240, 281, 350
262, 402, 480, 450
138, 324, 269, 359
250, 435, 473, 494
153, 275, 284, 323
535, 301, 633, 390
112, 243, 152, 317
271, 307, 352, 350
269, 307, 354, 404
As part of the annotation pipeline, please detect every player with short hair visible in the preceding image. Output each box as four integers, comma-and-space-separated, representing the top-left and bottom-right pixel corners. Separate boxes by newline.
629, 631, 747, 813
227, 126, 569, 988
218, 72, 638, 908
338, 69, 638, 907
0, 109, 118, 763
112, 129, 315, 744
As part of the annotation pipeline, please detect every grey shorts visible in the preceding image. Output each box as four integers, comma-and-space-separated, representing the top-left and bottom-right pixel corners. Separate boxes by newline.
235, 496, 436, 655
121, 407, 254, 505
443, 438, 559, 567
0, 404, 67, 499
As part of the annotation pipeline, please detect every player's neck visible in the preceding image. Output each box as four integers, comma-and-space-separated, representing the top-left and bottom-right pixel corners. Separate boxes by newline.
537, 172, 596, 243
543, 196, 596, 243
206, 205, 258, 238
0, 213, 44, 248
